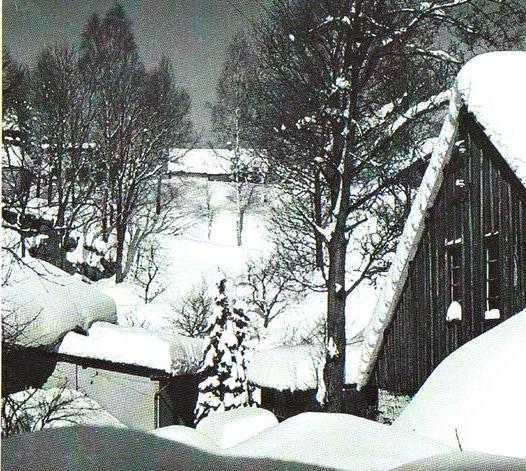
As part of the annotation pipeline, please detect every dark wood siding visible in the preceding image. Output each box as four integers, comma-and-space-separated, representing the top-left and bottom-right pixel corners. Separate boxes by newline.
376, 110, 526, 394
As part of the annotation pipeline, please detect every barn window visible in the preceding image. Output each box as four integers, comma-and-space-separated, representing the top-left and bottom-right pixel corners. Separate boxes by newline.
446, 243, 462, 304
484, 234, 500, 318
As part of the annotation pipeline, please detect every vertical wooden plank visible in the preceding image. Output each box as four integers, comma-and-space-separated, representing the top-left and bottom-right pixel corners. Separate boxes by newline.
498, 167, 512, 320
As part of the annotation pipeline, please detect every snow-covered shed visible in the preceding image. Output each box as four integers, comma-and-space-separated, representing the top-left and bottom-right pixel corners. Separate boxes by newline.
51, 322, 205, 430
2, 255, 117, 394
2, 255, 205, 429
247, 340, 377, 420
356, 52, 526, 395
168, 148, 263, 181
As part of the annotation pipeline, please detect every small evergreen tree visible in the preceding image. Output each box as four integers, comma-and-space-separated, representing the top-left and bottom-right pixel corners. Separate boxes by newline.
194, 278, 252, 424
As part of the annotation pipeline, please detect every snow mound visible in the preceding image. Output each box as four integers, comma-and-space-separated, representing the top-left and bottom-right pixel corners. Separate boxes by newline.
58, 321, 204, 375
247, 342, 363, 391
3, 256, 116, 347
228, 412, 452, 470
196, 406, 278, 449
393, 308, 526, 458
149, 425, 220, 452
457, 51, 526, 189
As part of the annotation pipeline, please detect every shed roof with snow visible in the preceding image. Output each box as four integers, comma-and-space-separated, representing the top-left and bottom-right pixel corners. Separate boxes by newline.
247, 341, 363, 392
168, 148, 258, 177
57, 321, 204, 377
3, 255, 117, 347
356, 51, 526, 389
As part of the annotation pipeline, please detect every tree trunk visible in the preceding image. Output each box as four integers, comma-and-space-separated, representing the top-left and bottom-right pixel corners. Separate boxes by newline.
314, 169, 324, 269
115, 213, 126, 283
236, 210, 244, 247
47, 174, 53, 205
122, 229, 143, 280
323, 229, 347, 413
155, 176, 162, 216
102, 188, 109, 242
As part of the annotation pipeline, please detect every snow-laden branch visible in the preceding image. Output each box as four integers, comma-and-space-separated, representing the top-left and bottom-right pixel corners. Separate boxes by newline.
407, 45, 462, 64
369, 89, 451, 153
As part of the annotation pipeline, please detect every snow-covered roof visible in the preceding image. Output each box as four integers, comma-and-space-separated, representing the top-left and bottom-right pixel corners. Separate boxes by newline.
247, 341, 363, 391
393, 307, 526, 458
168, 148, 256, 176
57, 321, 204, 376
3, 255, 117, 347
456, 52, 526, 188
356, 51, 526, 389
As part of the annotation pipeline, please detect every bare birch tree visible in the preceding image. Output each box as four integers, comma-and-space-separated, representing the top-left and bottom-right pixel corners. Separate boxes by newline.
211, 34, 262, 246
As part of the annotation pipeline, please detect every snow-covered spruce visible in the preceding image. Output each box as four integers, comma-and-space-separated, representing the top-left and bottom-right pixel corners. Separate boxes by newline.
194, 279, 253, 424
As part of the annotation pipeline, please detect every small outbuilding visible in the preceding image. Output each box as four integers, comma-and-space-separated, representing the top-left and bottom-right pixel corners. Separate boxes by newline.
2, 255, 205, 430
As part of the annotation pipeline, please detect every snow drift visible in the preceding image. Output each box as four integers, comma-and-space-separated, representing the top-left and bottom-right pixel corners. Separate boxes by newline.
196, 406, 278, 449
5, 424, 524, 471
393, 307, 526, 458
228, 412, 452, 470
149, 425, 220, 452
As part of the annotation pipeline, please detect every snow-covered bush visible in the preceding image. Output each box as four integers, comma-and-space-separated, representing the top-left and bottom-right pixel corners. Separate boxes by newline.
194, 279, 253, 423
1, 384, 121, 437
375, 389, 412, 425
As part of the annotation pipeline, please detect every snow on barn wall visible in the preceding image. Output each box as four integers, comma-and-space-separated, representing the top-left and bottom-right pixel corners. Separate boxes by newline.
393, 307, 526, 458
357, 52, 526, 393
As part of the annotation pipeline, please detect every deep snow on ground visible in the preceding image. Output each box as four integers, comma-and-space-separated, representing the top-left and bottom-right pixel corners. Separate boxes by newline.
393, 308, 526, 458
227, 412, 452, 470
4, 424, 525, 471
149, 425, 220, 452
196, 406, 278, 449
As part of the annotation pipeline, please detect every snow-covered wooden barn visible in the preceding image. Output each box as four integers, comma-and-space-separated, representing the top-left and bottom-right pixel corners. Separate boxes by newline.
356, 52, 526, 395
